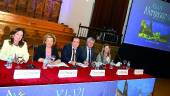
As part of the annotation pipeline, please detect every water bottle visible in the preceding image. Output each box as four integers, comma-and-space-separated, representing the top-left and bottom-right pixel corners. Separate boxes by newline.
122, 60, 128, 69
127, 61, 131, 69
43, 58, 49, 69
109, 60, 115, 69
6, 56, 13, 69
95, 62, 100, 70
50, 55, 56, 62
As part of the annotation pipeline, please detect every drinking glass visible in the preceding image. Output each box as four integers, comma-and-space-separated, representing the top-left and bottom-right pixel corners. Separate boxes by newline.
109, 60, 115, 69
127, 61, 131, 69
42, 58, 49, 69
50, 55, 56, 62
95, 62, 100, 70
15, 56, 24, 69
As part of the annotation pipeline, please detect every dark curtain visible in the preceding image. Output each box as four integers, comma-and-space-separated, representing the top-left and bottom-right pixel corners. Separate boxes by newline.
90, 0, 129, 36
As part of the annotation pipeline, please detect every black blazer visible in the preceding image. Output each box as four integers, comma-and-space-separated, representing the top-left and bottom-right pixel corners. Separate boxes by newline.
34, 44, 59, 61
61, 43, 80, 63
78, 46, 96, 63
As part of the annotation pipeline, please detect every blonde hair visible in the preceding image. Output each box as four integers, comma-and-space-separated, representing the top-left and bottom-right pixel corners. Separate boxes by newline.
101, 44, 111, 59
43, 33, 57, 46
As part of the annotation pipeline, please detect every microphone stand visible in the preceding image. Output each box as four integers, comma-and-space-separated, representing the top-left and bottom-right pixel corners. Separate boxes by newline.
114, 47, 122, 64
71, 65, 77, 69
27, 44, 36, 69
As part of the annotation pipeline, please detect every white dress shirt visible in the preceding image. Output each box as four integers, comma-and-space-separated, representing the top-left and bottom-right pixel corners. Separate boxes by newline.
70, 47, 77, 61
86, 46, 91, 62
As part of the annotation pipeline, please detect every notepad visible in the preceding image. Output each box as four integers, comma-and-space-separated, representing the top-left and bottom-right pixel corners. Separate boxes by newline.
76, 63, 88, 68
47, 62, 69, 67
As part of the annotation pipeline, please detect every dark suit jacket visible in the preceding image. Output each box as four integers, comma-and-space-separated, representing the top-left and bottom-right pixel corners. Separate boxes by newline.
78, 46, 96, 63
61, 43, 80, 63
34, 44, 59, 61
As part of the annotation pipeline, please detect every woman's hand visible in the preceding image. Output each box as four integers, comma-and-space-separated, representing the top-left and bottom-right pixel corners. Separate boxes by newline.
49, 59, 61, 65
38, 58, 45, 62
83, 61, 89, 66
15, 57, 25, 64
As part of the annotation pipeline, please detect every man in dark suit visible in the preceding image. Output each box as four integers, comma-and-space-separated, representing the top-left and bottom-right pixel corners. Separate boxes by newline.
78, 37, 96, 66
61, 37, 80, 65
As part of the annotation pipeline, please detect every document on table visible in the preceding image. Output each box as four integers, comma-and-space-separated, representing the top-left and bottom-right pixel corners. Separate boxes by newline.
47, 62, 69, 67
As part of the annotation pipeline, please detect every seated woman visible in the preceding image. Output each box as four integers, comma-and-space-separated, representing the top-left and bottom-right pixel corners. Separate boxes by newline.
96, 44, 111, 65
34, 33, 60, 63
0, 28, 29, 63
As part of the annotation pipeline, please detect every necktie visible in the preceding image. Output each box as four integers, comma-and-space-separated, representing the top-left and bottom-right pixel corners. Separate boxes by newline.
89, 48, 91, 63
72, 49, 76, 61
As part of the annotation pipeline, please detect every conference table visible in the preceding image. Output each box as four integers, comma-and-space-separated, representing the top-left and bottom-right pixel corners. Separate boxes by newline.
0, 60, 155, 96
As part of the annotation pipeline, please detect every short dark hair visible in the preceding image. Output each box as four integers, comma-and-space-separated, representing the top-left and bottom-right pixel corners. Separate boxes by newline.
72, 36, 80, 41
9, 28, 25, 47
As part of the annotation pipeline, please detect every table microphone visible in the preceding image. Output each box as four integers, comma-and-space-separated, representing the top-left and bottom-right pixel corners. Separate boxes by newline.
71, 65, 77, 69
114, 49, 122, 63
27, 44, 36, 69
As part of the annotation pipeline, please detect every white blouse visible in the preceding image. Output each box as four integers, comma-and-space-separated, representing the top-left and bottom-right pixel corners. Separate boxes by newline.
0, 39, 29, 62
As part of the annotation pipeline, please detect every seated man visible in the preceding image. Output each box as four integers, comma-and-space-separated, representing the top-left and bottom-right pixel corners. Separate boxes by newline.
78, 37, 96, 66
61, 37, 80, 65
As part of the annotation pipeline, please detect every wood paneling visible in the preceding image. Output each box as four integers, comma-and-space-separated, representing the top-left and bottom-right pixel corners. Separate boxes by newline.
0, 0, 62, 22
15, 0, 28, 15
0, 11, 73, 56
49, 0, 61, 22
34, 0, 45, 18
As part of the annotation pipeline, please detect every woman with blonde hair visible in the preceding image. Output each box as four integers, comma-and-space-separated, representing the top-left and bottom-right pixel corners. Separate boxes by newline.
96, 44, 111, 64
34, 33, 60, 63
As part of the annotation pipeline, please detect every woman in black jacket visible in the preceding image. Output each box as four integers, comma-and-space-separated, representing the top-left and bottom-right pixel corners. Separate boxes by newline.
34, 33, 60, 63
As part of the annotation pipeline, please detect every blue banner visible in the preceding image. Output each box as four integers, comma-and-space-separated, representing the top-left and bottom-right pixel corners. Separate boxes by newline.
0, 78, 155, 96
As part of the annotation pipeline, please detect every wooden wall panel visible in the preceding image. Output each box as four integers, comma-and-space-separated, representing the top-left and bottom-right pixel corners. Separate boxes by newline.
0, 0, 4, 11
26, 0, 36, 17
16, 0, 28, 15
34, 0, 45, 18
0, 0, 62, 22
43, 0, 51, 20
50, 0, 61, 22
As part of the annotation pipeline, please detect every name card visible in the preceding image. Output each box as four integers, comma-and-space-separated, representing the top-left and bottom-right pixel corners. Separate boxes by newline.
58, 70, 77, 78
90, 70, 105, 77
116, 69, 128, 75
14, 70, 40, 79
134, 69, 144, 75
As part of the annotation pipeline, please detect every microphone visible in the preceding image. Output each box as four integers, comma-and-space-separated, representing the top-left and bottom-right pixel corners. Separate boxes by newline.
27, 44, 36, 69
114, 49, 122, 63
114, 48, 131, 68
71, 65, 77, 69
